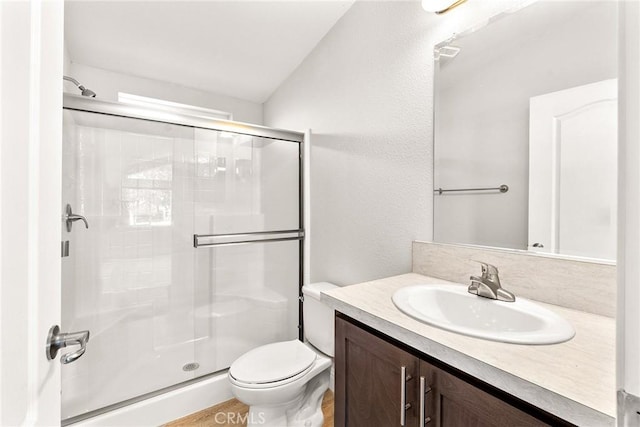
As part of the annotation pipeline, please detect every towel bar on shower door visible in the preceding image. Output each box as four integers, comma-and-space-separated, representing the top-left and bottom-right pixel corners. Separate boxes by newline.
193, 229, 305, 248
434, 184, 509, 195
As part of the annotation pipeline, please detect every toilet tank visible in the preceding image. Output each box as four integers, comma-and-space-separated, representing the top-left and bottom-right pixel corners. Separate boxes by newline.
302, 282, 337, 357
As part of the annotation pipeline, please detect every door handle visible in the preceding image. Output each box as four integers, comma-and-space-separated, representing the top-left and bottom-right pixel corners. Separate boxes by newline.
64, 204, 89, 232
46, 325, 90, 364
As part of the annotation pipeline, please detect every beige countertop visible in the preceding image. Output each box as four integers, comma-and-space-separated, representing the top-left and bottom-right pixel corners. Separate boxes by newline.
321, 273, 615, 427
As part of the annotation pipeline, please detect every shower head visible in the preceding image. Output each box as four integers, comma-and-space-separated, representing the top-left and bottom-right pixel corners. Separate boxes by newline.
63, 75, 96, 97
79, 86, 97, 98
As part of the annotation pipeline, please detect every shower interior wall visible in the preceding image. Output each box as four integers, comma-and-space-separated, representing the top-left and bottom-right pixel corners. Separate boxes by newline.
61, 109, 300, 420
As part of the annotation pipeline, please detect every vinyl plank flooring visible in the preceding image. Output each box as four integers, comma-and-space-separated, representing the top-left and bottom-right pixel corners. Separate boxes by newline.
165, 390, 334, 427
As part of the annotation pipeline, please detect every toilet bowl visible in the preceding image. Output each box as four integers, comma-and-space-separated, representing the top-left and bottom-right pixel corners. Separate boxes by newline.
228, 282, 337, 427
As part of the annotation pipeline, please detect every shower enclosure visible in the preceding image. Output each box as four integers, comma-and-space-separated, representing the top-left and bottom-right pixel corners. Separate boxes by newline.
60, 94, 304, 423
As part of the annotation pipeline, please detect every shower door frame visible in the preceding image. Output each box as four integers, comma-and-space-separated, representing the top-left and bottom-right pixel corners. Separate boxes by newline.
63, 93, 305, 143
61, 93, 306, 421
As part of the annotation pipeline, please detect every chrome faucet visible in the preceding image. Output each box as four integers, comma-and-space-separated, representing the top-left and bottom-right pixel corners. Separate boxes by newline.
468, 262, 516, 302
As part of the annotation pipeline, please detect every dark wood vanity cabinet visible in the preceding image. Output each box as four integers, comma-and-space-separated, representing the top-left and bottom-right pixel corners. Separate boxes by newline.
335, 314, 571, 427
419, 360, 546, 426
334, 312, 420, 427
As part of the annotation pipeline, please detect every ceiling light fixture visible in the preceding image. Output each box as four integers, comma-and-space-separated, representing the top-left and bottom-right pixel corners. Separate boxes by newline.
422, 0, 468, 14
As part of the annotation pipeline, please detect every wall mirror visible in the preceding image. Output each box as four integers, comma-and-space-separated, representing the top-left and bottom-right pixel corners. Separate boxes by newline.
433, 1, 618, 262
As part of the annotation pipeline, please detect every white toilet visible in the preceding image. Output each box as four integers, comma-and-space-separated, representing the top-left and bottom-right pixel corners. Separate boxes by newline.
228, 282, 337, 427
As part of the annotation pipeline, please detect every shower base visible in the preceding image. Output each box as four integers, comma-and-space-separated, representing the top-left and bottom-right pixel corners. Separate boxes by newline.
66, 372, 231, 427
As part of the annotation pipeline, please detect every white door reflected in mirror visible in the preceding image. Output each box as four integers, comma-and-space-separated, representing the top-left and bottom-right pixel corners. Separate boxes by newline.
529, 79, 617, 260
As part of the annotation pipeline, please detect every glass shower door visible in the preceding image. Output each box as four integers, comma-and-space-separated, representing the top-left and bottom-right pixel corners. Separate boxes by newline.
61, 107, 303, 422
191, 129, 301, 377
61, 111, 198, 421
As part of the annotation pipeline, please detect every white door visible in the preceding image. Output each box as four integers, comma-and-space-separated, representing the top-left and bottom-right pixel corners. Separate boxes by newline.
0, 1, 64, 425
528, 79, 617, 260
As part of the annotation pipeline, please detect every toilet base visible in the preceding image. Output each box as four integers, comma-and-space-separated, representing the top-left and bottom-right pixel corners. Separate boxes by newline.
246, 370, 329, 427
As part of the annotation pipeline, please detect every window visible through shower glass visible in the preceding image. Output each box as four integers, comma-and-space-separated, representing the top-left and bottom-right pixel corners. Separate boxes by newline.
61, 110, 300, 420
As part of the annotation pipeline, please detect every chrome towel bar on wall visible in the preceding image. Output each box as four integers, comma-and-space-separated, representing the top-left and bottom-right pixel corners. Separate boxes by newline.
193, 229, 304, 248
434, 184, 509, 195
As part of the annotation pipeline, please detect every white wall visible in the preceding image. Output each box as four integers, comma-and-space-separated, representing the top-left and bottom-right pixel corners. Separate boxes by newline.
64, 62, 263, 124
263, 0, 535, 286
618, 0, 640, 420
63, 43, 72, 75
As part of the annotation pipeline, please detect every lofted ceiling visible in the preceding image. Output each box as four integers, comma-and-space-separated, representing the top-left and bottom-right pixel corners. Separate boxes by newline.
64, 1, 354, 103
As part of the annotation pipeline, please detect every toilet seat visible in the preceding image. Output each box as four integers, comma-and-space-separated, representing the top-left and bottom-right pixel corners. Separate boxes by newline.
229, 340, 317, 389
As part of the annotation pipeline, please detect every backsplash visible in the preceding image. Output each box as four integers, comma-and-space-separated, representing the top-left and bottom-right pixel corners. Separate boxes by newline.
412, 241, 616, 318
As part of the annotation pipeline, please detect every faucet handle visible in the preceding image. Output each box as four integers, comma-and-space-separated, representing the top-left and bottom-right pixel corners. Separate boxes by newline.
473, 261, 501, 287
482, 262, 499, 278
473, 261, 499, 278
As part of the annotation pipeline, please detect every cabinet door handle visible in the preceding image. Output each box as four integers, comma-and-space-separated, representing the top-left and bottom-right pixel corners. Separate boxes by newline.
419, 376, 425, 427
420, 376, 432, 426
400, 366, 412, 426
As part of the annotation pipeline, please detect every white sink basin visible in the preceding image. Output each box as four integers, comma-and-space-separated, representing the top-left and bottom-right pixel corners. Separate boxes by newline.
392, 284, 575, 345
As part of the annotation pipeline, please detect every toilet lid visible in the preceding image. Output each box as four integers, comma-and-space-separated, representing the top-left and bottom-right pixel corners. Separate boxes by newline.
230, 340, 316, 384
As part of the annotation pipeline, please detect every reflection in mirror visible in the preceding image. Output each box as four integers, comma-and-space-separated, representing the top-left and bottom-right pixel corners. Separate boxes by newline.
433, 1, 618, 261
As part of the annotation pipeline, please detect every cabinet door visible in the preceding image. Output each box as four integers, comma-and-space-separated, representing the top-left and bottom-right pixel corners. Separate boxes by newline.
420, 360, 548, 427
335, 316, 420, 427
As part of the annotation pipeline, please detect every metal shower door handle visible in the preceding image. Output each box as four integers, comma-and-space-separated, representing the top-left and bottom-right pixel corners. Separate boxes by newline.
65, 204, 89, 232
46, 325, 90, 364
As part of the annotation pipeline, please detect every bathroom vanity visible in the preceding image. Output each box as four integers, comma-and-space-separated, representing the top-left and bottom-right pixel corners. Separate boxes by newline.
335, 315, 568, 426
322, 273, 615, 427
